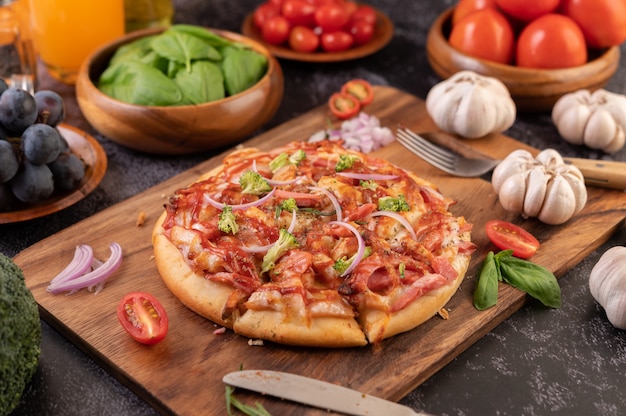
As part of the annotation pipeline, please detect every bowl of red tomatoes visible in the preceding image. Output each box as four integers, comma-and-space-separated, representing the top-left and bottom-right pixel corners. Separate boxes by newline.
241, 0, 394, 62
426, 0, 623, 112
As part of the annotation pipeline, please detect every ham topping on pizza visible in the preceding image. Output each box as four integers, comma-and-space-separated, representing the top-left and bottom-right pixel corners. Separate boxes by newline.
161, 140, 476, 324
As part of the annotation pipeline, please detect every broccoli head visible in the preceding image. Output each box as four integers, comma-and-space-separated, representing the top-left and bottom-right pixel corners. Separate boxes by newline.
378, 194, 410, 212
239, 171, 272, 195
333, 246, 372, 275
218, 205, 239, 235
1, 253, 41, 416
335, 154, 361, 172
261, 229, 299, 274
288, 149, 306, 165
269, 153, 290, 172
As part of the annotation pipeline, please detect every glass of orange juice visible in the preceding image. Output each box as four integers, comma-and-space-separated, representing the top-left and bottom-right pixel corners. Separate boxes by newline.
27, 0, 124, 84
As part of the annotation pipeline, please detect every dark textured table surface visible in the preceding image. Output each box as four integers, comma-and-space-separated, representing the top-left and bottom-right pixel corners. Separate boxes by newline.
4, 0, 626, 415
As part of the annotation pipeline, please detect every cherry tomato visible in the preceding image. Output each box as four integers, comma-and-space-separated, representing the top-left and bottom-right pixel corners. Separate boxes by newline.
282, 0, 316, 27
342, 1, 358, 17
452, 0, 497, 26
485, 220, 540, 259
448, 8, 514, 64
253, 2, 281, 29
341, 79, 374, 106
320, 31, 354, 52
315, 4, 351, 32
117, 292, 169, 345
495, 0, 559, 22
289, 25, 320, 52
328, 92, 360, 119
262, 15, 291, 45
351, 5, 377, 25
348, 19, 374, 45
561, 0, 626, 49
516, 14, 587, 69
269, 0, 285, 7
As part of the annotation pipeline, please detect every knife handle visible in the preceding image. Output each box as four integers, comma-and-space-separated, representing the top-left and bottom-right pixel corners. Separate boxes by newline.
564, 157, 626, 190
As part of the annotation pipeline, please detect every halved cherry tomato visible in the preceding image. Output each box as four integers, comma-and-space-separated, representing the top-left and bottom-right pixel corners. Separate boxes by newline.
341, 79, 374, 106
320, 31, 354, 52
328, 92, 360, 119
485, 220, 540, 259
117, 291, 169, 345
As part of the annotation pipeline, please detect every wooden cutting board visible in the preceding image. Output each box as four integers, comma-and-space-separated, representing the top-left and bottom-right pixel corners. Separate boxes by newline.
17, 86, 626, 415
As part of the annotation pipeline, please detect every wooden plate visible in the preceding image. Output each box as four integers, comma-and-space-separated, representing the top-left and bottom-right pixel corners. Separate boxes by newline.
0, 124, 107, 224
241, 6, 394, 62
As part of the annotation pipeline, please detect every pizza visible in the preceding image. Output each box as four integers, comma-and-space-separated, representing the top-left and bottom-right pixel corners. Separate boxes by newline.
152, 140, 476, 347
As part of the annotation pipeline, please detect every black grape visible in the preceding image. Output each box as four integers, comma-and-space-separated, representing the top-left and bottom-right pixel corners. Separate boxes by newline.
0, 79, 7, 96
0, 140, 19, 182
0, 88, 38, 135
57, 130, 70, 153
35, 90, 65, 127
48, 152, 85, 191
9, 161, 54, 203
21, 123, 61, 164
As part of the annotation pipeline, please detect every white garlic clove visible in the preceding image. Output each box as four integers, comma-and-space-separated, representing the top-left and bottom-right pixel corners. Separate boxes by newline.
522, 166, 549, 218
497, 171, 529, 214
589, 246, 626, 330
537, 175, 576, 225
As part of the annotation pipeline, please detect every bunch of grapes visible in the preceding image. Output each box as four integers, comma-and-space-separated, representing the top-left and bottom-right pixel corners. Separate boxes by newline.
0, 79, 86, 212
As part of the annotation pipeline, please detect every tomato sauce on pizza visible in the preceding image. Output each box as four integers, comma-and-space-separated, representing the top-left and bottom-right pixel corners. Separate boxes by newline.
152, 140, 476, 347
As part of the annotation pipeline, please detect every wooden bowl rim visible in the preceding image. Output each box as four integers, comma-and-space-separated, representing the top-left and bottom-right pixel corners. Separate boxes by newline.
77, 26, 282, 111
428, 7, 620, 77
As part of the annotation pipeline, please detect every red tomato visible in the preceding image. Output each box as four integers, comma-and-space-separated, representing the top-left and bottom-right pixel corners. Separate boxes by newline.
315, 4, 351, 32
485, 220, 540, 259
320, 31, 354, 52
561, 0, 626, 49
328, 92, 360, 119
289, 25, 320, 52
495, 0, 559, 21
516, 14, 587, 69
253, 2, 281, 29
117, 292, 169, 345
342, 1, 358, 17
269, 0, 285, 7
262, 15, 291, 45
341, 79, 374, 105
448, 9, 514, 64
348, 19, 374, 45
282, 0, 317, 27
351, 5, 377, 25
452, 0, 497, 26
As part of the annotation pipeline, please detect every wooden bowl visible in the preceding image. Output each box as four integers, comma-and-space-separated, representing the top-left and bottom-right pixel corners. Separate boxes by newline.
76, 27, 284, 155
426, 8, 620, 112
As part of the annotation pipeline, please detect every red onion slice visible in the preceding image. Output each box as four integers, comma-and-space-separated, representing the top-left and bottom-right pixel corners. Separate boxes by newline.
309, 186, 342, 221
336, 172, 399, 181
203, 187, 277, 211
49, 244, 94, 285
47, 242, 123, 294
329, 221, 365, 277
367, 211, 418, 241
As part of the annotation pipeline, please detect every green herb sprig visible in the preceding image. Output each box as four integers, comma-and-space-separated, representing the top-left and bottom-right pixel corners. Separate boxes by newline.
225, 385, 272, 416
473, 250, 561, 310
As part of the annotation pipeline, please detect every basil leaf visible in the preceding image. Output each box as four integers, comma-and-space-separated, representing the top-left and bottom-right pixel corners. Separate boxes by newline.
109, 35, 159, 66
498, 256, 562, 308
174, 60, 225, 104
99, 61, 183, 106
473, 251, 500, 310
221, 47, 267, 96
151, 31, 221, 72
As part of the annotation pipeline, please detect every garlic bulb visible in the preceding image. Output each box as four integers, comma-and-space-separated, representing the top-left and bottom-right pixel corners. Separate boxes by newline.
552, 89, 626, 153
589, 246, 626, 330
425, 70, 516, 139
491, 149, 587, 225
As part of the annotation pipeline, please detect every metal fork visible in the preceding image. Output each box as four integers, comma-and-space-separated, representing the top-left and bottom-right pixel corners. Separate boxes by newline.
396, 128, 499, 177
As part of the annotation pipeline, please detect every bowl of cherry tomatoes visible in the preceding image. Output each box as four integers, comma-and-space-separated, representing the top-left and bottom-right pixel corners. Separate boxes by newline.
426, 0, 623, 112
241, 0, 394, 62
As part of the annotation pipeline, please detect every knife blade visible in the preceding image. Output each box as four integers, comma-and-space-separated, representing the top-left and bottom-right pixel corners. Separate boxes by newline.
223, 370, 433, 416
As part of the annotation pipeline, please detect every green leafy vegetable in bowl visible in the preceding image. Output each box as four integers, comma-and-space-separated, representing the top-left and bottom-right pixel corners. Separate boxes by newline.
98, 24, 268, 106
